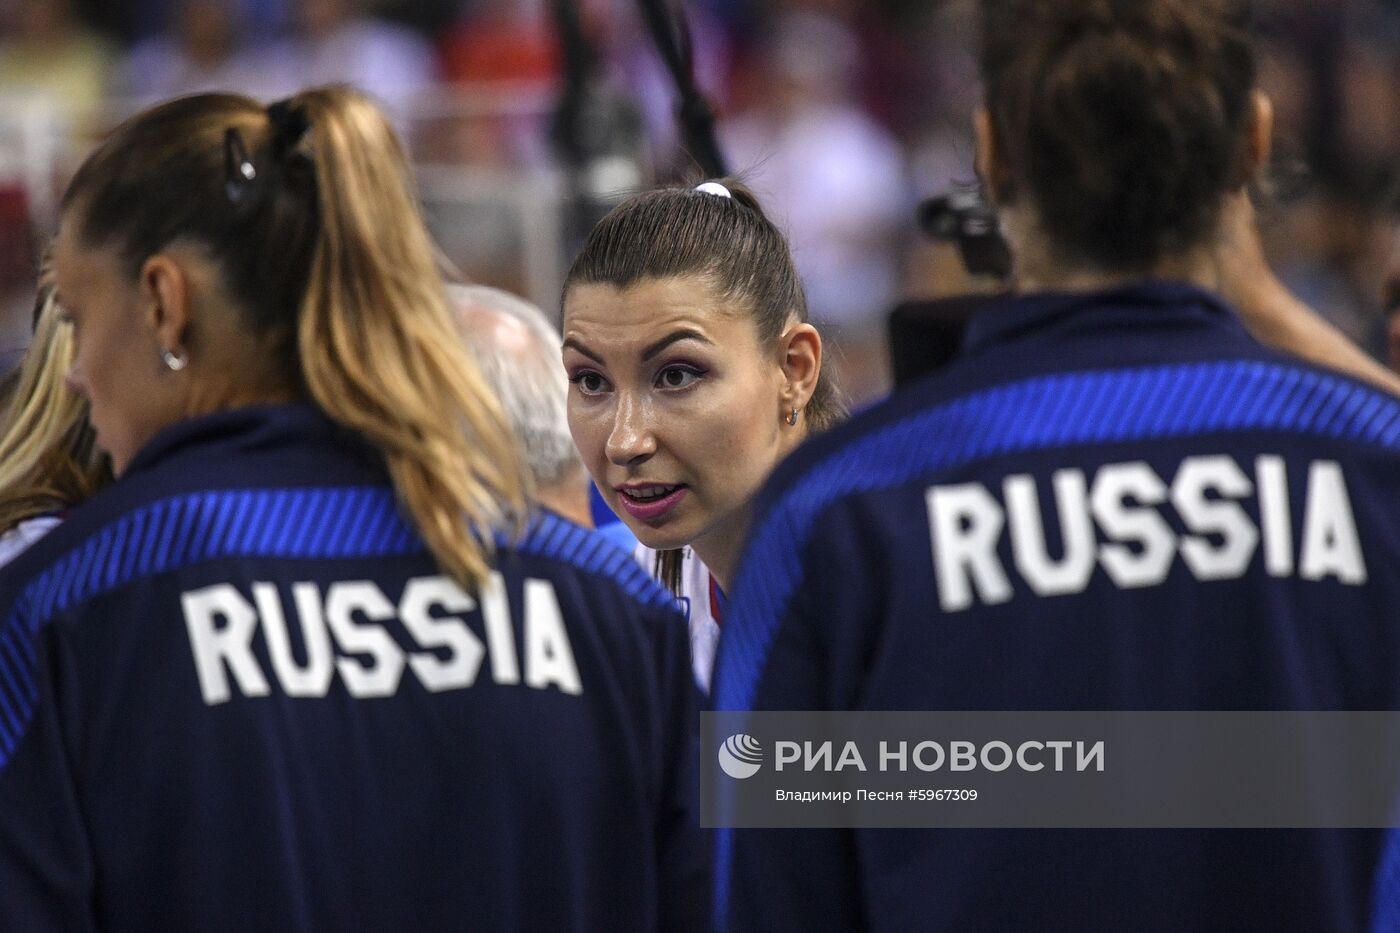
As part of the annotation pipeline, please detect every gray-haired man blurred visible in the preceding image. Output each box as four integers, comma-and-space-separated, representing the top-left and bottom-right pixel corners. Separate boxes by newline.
449, 284, 632, 550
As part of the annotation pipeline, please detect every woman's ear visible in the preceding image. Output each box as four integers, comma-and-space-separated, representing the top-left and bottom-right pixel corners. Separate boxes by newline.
140, 252, 192, 356
778, 322, 822, 419
974, 107, 1012, 205
1245, 89, 1274, 181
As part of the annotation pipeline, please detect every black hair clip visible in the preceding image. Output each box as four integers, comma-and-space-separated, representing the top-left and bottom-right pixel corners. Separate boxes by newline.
266, 99, 311, 161
224, 127, 257, 205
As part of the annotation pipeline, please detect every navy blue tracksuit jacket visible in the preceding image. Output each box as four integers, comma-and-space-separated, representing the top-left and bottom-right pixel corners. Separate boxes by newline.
714, 283, 1400, 932
0, 404, 706, 931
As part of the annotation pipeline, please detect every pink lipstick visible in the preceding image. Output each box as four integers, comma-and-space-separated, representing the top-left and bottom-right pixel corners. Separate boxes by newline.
615, 483, 688, 523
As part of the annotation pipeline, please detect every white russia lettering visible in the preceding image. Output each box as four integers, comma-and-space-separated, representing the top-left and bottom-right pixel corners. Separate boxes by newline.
928, 456, 1366, 612
181, 574, 582, 705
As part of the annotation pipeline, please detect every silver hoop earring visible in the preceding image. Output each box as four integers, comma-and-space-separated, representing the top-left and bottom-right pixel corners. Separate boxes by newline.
787, 408, 800, 426
161, 347, 189, 372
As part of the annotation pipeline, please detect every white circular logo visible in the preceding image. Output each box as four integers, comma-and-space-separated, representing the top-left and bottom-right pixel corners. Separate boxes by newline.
718, 733, 763, 779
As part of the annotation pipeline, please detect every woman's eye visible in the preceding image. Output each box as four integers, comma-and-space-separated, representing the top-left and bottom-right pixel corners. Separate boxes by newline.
657, 365, 703, 390
569, 370, 610, 395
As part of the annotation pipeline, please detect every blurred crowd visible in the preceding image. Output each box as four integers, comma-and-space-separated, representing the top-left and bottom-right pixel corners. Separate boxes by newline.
2, 0, 1400, 401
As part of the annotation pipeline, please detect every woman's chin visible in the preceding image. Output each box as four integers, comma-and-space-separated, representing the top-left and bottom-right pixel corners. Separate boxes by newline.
626, 522, 692, 554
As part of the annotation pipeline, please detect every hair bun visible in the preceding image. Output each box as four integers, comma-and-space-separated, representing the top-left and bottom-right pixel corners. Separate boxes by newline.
979, 0, 1257, 268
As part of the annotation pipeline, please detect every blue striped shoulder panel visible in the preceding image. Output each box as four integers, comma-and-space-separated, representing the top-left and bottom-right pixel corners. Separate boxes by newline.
712, 359, 1400, 926
0, 489, 672, 772
0, 486, 419, 768
716, 359, 1400, 712
511, 511, 675, 612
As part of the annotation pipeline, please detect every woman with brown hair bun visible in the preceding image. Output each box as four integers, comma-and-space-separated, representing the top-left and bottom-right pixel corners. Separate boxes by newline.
562, 179, 845, 693
0, 87, 705, 931
713, 1, 1400, 929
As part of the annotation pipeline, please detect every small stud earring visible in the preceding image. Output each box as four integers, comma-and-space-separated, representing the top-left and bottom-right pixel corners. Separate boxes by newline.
161, 346, 189, 372
787, 407, 800, 426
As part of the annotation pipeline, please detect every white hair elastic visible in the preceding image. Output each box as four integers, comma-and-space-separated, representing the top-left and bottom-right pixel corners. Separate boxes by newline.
694, 181, 733, 199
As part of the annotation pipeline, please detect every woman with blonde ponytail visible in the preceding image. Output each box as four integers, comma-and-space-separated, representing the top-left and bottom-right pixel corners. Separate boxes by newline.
0, 87, 704, 932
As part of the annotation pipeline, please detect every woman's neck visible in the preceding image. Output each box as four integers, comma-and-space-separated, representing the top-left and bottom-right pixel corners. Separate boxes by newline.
691, 425, 812, 592
1009, 218, 1221, 295
1015, 253, 1221, 295
689, 512, 751, 594
182, 379, 305, 420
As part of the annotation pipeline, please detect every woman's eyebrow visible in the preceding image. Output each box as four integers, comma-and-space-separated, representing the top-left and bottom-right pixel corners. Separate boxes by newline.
563, 329, 713, 364
640, 329, 711, 362
561, 337, 603, 363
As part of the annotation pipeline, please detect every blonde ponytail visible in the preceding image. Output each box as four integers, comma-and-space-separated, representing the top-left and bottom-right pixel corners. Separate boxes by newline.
291, 87, 529, 592
0, 273, 112, 534
61, 87, 525, 592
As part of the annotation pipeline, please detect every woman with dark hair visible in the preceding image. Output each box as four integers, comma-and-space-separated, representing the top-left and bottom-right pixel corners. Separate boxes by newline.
0, 87, 705, 931
562, 179, 844, 692
712, 1, 1400, 929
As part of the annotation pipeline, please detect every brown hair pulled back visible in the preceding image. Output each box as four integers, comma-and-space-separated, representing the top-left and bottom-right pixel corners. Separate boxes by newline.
979, 0, 1257, 270
564, 180, 846, 591
61, 87, 527, 593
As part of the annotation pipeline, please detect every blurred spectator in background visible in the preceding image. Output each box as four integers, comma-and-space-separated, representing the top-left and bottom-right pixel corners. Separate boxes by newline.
721, 9, 907, 402
0, 0, 113, 132
285, 0, 434, 126
0, 183, 34, 376
722, 10, 906, 335
0, 0, 1399, 399
1249, 1, 1400, 361
901, 2, 980, 197
119, 0, 298, 105
439, 0, 556, 88
424, 0, 558, 169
